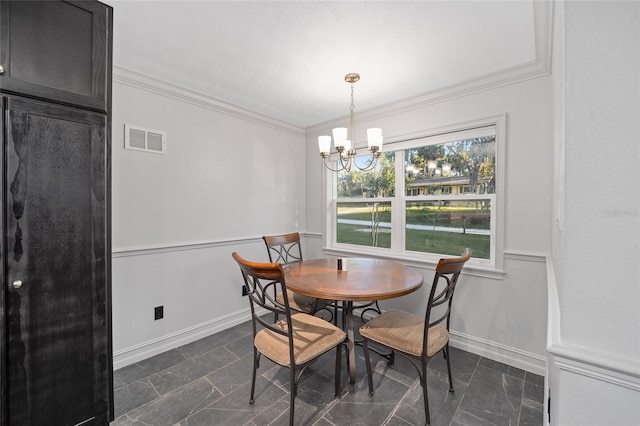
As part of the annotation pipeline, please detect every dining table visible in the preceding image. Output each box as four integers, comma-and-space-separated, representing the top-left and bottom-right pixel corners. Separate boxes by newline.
284, 257, 424, 388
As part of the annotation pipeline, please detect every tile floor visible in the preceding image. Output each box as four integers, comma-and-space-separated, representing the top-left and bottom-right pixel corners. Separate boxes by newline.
112, 317, 544, 425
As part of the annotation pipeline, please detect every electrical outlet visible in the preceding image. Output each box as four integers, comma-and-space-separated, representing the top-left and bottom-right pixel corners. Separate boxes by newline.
241, 286, 248, 297
154, 306, 164, 320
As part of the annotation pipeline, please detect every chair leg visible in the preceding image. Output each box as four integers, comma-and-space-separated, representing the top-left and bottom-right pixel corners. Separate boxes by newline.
418, 359, 431, 426
422, 372, 431, 426
335, 342, 342, 398
388, 349, 395, 366
250, 347, 259, 404
289, 367, 297, 426
444, 343, 454, 393
362, 338, 374, 396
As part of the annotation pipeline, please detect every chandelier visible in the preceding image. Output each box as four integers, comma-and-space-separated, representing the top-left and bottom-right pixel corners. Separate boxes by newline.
318, 73, 383, 172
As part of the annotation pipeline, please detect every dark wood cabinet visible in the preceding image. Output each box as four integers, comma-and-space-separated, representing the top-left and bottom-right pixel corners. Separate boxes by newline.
2, 96, 112, 425
0, 1, 113, 425
0, 0, 110, 112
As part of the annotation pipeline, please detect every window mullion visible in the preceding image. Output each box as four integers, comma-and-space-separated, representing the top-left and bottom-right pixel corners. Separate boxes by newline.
390, 150, 405, 252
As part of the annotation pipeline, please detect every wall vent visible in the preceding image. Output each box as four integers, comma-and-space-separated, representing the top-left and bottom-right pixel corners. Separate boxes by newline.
125, 124, 167, 154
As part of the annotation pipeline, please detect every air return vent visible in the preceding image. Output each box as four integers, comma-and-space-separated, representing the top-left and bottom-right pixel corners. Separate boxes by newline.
124, 124, 166, 154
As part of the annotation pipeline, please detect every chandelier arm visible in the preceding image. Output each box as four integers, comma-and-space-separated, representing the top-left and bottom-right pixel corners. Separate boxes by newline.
338, 153, 352, 172
322, 155, 351, 173
353, 154, 379, 172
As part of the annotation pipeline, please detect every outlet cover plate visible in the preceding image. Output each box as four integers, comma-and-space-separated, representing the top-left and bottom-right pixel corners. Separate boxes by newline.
154, 306, 164, 320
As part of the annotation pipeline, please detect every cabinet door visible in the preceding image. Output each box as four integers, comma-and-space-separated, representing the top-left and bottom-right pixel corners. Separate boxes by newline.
2, 96, 111, 425
0, 0, 112, 112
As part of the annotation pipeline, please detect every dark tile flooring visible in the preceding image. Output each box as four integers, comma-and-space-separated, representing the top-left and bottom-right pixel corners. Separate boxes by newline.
112, 317, 544, 425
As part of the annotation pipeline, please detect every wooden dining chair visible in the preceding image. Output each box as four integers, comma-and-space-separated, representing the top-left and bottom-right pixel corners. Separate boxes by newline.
232, 252, 346, 426
359, 248, 472, 426
262, 232, 333, 320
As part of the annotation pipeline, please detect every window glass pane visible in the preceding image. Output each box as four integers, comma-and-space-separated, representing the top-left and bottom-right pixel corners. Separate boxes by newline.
405, 136, 495, 196
405, 199, 491, 259
336, 152, 395, 198
337, 201, 391, 248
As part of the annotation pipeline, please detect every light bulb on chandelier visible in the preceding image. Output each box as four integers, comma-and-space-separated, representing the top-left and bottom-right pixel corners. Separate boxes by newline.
318, 73, 383, 172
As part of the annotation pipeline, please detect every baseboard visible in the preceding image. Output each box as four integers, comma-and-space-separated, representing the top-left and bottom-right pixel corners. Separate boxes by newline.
449, 330, 546, 375
114, 305, 546, 378
112, 307, 260, 370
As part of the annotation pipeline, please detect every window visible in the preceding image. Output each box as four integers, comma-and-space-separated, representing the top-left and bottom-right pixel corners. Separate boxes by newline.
324, 116, 504, 270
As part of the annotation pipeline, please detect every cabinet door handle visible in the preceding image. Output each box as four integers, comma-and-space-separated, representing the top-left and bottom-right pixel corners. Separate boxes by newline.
0, 65, 4, 74
12, 279, 23, 289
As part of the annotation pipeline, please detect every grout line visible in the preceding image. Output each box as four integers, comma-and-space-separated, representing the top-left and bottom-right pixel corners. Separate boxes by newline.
146, 377, 162, 399
382, 379, 419, 425
517, 374, 526, 426
113, 322, 544, 426
447, 354, 482, 425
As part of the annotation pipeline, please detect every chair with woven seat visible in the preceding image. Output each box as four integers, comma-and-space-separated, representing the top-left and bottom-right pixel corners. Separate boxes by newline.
359, 248, 472, 426
232, 252, 346, 426
263, 232, 333, 319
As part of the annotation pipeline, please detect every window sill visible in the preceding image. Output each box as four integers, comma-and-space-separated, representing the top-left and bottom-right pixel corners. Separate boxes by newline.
321, 246, 506, 280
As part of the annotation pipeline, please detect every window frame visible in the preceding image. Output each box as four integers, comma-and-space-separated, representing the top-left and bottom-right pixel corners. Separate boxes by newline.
322, 115, 506, 277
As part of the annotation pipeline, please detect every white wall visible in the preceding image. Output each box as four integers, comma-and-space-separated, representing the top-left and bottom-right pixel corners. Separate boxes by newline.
112, 71, 306, 249
110, 70, 306, 367
561, 0, 639, 361
548, 2, 640, 425
110, 66, 553, 375
305, 75, 553, 373
107, 4, 640, 423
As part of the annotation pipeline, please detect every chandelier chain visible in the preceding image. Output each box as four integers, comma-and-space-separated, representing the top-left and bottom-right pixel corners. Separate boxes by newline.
349, 81, 356, 156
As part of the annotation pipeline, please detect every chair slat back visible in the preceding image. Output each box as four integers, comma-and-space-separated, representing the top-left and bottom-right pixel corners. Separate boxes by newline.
232, 252, 293, 338
263, 232, 303, 266
424, 248, 472, 348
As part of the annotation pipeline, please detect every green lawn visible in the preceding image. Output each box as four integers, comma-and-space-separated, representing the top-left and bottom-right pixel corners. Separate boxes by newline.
337, 223, 392, 248
337, 223, 490, 259
336, 203, 491, 258
405, 228, 490, 258
338, 205, 490, 230
405, 206, 490, 230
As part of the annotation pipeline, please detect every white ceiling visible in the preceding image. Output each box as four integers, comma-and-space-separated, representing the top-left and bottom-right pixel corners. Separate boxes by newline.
104, 1, 539, 128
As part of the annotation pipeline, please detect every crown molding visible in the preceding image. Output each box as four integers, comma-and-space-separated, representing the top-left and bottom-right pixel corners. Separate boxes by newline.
113, 1, 552, 140
112, 66, 305, 137
307, 1, 553, 135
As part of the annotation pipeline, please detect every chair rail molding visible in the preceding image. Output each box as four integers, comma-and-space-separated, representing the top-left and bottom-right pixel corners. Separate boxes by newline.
546, 255, 640, 379
112, 236, 264, 258
545, 255, 640, 426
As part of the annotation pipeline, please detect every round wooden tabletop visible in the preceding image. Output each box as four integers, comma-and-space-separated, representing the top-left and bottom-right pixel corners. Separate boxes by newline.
284, 257, 423, 302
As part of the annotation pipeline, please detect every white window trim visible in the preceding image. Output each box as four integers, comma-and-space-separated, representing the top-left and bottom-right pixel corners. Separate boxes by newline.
322, 114, 506, 279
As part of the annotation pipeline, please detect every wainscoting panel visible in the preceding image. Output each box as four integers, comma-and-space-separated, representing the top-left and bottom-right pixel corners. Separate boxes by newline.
546, 256, 640, 426
113, 235, 549, 379
111, 237, 267, 369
